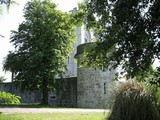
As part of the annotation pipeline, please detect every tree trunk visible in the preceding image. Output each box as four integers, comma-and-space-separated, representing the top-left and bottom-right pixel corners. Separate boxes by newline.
11, 71, 14, 82
42, 77, 49, 105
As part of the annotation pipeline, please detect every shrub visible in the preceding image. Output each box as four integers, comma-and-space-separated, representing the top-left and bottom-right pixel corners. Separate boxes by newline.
0, 91, 21, 104
107, 80, 160, 120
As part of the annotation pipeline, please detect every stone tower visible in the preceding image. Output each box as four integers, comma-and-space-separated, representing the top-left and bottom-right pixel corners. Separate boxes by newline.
75, 43, 116, 108
62, 8, 94, 78
62, 8, 116, 108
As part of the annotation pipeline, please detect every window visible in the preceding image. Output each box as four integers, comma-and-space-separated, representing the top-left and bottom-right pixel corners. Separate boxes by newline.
104, 83, 106, 94
85, 38, 87, 43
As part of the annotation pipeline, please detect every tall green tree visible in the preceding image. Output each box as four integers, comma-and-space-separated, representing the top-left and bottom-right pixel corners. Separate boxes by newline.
79, 0, 160, 78
3, 0, 76, 105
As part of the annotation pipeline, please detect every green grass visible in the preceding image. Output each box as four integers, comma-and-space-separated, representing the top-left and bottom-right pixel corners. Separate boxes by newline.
0, 104, 108, 119
0, 113, 107, 120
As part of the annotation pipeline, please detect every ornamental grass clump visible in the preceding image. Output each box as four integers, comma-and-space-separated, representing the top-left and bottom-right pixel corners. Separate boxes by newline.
107, 80, 160, 120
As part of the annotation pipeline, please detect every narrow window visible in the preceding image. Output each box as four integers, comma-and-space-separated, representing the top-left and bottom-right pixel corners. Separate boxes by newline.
104, 83, 106, 94
85, 38, 87, 43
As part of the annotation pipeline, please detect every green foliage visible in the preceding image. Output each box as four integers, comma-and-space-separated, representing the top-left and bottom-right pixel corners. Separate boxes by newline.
134, 66, 160, 106
0, 91, 21, 104
107, 80, 160, 120
3, 0, 77, 104
135, 66, 160, 86
155, 88, 160, 112
80, 0, 160, 78
0, 0, 17, 14
0, 76, 6, 83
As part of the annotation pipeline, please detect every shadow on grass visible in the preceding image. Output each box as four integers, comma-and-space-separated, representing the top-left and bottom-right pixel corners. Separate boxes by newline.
0, 103, 60, 108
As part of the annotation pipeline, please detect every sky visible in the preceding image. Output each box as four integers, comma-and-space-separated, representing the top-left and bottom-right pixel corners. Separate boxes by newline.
0, 0, 83, 82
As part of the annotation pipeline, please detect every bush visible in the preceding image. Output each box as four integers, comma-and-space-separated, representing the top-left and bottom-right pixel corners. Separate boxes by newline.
107, 80, 160, 120
0, 91, 21, 104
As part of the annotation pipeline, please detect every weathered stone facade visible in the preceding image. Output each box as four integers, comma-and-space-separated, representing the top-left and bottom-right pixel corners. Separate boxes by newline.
0, 82, 42, 103
75, 43, 115, 108
0, 78, 77, 107
77, 67, 114, 108
55, 77, 77, 107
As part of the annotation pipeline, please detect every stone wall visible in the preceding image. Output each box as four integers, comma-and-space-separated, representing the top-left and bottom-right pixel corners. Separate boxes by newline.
75, 43, 116, 108
0, 82, 42, 103
77, 67, 115, 108
54, 77, 77, 107
62, 22, 93, 78
0, 78, 77, 107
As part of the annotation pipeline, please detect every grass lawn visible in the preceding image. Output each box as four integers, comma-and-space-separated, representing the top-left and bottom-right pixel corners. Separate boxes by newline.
0, 113, 107, 120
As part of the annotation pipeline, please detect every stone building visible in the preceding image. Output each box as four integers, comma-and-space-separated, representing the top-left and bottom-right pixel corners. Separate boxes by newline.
75, 43, 115, 108
0, 8, 116, 108
59, 8, 116, 108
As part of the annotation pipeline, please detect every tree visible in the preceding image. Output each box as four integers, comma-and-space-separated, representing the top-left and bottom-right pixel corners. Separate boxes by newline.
3, 0, 76, 105
79, 0, 160, 79
0, 76, 6, 83
0, 0, 18, 38
0, 0, 17, 14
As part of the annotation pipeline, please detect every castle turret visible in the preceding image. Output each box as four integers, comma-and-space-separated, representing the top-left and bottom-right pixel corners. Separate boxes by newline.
75, 43, 116, 108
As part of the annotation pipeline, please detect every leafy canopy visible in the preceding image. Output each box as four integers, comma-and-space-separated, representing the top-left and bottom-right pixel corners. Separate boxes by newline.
0, 0, 17, 14
79, 0, 160, 78
3, 0, 76, 104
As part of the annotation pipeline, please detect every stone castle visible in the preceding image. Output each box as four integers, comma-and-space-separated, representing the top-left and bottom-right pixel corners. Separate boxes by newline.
0, 8, 116, 108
